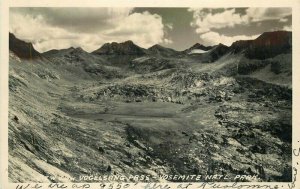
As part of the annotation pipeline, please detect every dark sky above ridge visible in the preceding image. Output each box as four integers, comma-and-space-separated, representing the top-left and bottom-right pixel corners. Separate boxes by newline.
10, 7, 292, 52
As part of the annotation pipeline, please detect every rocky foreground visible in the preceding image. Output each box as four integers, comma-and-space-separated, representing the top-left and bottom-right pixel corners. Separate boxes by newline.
8, 31, 292, 182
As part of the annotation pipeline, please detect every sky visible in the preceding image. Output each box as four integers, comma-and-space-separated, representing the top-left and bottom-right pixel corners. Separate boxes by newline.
9, 7, 292, 52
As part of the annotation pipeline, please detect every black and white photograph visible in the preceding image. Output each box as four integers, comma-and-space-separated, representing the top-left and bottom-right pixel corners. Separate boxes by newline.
3, 4, 298, 186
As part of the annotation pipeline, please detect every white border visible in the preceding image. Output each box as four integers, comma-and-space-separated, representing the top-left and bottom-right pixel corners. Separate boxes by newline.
1, 1, 300, 189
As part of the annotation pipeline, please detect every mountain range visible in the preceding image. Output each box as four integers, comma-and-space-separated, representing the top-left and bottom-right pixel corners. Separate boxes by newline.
9, 30, 292, 62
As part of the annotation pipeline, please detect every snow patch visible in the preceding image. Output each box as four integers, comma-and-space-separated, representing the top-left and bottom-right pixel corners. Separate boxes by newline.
133, 56, 151, 63
188, 49, 208, 54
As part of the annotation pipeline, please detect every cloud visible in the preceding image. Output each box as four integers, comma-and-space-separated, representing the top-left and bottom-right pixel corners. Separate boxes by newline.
246, 8, 291, 22
199, 31, 259, 46
102, 11, 171, 47
189, 8, 292, 34
279, 18, 288, 23
165, 23, 173, 30
189, 8, 248, 34
283, 25, 292, 31
9, 8, 173, 52
188, 8, 291, 46
10, 8, 133, 33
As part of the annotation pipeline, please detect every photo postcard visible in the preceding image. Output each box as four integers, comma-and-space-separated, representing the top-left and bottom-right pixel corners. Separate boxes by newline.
1, 1, 300, 188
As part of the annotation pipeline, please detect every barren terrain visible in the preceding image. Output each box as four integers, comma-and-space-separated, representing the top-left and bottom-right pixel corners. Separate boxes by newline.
8, 31, 292, 182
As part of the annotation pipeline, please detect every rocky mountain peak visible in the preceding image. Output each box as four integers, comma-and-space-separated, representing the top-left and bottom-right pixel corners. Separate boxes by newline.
229, 30, 292, 59
9, 33, 41, 59
71, 47, 86, 54
123, 40, 134, 45
92, 40, 146, 55
148, 44, 163, 50
192, 43, 213, 51
184, 43, 213, 54
147, 44, 179, 57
